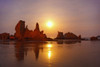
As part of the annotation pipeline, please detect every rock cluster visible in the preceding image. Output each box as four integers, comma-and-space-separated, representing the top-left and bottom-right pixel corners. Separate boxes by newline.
64, 32, 81, 39
90, 36, 98, 40
56, 32, 81, 40
0, 33, 10, 40
15, 20, 47, 41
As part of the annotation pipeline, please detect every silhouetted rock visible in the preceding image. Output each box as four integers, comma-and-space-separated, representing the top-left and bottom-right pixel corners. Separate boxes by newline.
31, 23, 47, 41
56, 32, 64, 39
0, 33, 10, 40
90, 36, 98, 40
24, 26, 34, 39
64, 32, 79, 39
15, 20, 25, 40
34, 23, 40, 32
78, 35, 81, 39
15, 20, 47, 41
56, 32, 81, 40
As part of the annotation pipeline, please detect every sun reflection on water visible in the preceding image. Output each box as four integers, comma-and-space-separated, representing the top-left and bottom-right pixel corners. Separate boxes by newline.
47, 44, 53, 48
48, 51, 51, 59
47, 44, 53, 67
47, 44, 53, 59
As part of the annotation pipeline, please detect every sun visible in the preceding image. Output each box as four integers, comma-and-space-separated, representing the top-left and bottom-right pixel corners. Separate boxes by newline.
46, 21, 53, 28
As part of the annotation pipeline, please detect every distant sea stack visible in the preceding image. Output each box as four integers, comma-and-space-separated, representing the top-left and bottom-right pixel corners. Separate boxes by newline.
15, 20, 47, 41
90, 36, 98, 40
56, 32, 65, 39
64, 32, 81, 39
56, 32, 81, 40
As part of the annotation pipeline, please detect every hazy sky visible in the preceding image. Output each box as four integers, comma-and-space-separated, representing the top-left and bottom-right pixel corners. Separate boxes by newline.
0, 0, 100, 38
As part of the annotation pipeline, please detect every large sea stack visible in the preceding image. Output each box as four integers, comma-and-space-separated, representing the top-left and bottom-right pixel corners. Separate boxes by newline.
15, 20, 25, 40
15, 20, 47, 41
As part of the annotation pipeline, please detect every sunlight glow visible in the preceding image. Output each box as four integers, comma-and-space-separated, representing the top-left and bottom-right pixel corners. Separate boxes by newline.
46, 21, 53, 28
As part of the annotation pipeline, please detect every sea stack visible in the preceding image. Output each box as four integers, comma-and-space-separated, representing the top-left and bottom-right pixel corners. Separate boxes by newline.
34, 23, 40, 32
15, 20, 47, 41
15, 20, 25, 40
56, 32, 64, 39
56, 32, 81, 40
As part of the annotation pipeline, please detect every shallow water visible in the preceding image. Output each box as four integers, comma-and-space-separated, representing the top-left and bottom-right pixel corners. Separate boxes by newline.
0, 40, 100, 67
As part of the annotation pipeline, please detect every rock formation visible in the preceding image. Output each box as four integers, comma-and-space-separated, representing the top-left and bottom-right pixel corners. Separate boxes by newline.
15, 20, 25, 40
0, 33, 10, 40
78, 35, 81, 39
64, 32, 79, 39
56, 32, 81, 40
34, 23, 40, 32
90, 36, 98, 40
56, 32, 64, 39
15, 20, 47, 41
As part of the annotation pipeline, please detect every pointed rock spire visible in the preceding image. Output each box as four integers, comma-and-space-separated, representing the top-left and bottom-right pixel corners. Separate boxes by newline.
34, 22, 40, 32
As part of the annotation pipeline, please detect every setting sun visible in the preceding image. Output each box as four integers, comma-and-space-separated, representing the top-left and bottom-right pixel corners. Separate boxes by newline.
46, 21, 53, 28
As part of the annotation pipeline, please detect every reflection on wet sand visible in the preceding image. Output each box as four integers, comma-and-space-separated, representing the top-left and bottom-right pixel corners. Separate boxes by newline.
15, 42, 46, 61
